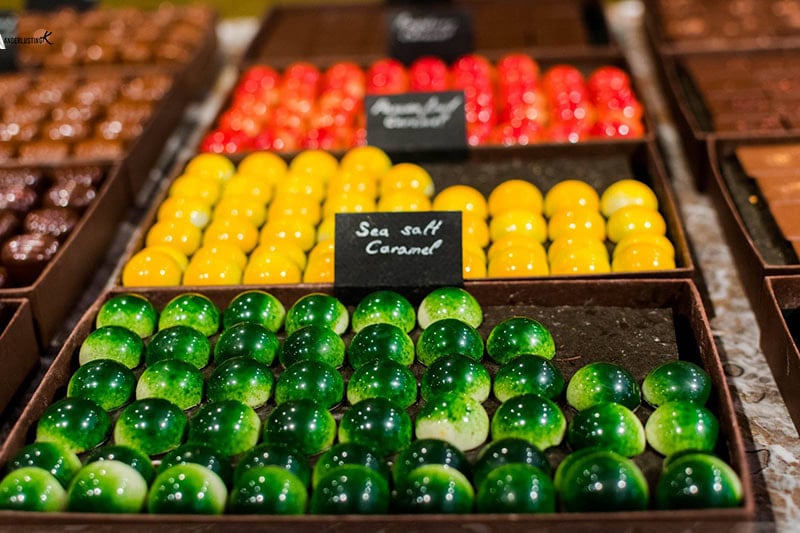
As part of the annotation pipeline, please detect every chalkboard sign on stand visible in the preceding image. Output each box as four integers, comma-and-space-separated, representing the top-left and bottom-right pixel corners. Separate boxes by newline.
365, 90, 468, 154
387, 6, 473, 65
334, 211, 463, 303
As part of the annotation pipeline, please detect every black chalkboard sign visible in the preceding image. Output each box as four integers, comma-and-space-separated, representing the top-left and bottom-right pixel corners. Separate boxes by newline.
0, 11, 17, 73
334, 211, 463, 296
365, 90, 467, 153
26, 0, 98, 10
388, 7, 473, 65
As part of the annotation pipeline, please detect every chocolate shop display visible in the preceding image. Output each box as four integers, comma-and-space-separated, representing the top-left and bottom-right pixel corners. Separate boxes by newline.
1, 0, 800, 528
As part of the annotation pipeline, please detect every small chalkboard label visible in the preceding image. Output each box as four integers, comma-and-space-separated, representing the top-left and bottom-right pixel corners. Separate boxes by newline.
26, 0, 98, 10
0, 11, 17, 73
366, 90, 467, 153
388, 7, 473, 65
334, 211, 463, 294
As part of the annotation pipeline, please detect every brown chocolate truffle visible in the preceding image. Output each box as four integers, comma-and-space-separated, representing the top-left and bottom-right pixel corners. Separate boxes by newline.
0, 122, 39, 143
24, 207, 79, 241
51, 166, 105, 187
119, 42, 152, 64
51, 103, 98, 123
0, 210, 20, 242
106, 100, 153, 124
17, 141, 69, 164
44, 120, 90, 142
0, 168, 44, 190
3, 104, 48, 125
1, 233, 59, 286
0, 266, 9, 288
44, 181, 96, 211
82, 43, 119, 65
73, 139, 124, 160
0, 74, 31, 96
0, 186, 39, 214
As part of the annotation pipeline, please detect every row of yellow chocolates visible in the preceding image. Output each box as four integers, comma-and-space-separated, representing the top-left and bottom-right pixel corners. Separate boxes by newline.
475, 177, 675, 277
121, 146, 675, 287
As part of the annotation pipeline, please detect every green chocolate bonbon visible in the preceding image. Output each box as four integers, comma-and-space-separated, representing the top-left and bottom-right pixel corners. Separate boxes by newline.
338, 398, 411, 457
223, 290, 285, 332
188, 400, 261, 458
96, 293, 157, 338
486, 317, 555, 364
492, 354, 564, 402
36, 397, 110, 454
566, 362, 641, 411
145, 325, 211, 369
643, 361, 711, 407
347, 359, 417, 408
113, 398, 186, 456
213, 322, 279, 366
347, 322, 415, 368
66, 460, 148, 514
206, 357, 274, 408
567, 402, 646, 457
645, 401, 719, 456
285, 293, 348, 335
79, 326, 143, 369
263, 399, 336, 456
136, 359, 204, 410
279, 324, 346, 368
420, 354, 491, 402
490, 394, 565, 450
158, 293, 220, 337
68, 359, 135, 411
352, 290, 415, 333
147, 464, 227, 514
230, 466, 307, 514
417, 287, 482, 329
414, 395, 489, 451
415, 318, 484, 366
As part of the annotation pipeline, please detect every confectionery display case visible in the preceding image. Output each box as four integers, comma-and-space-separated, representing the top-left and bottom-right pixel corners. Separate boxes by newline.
1, 0, 800, 529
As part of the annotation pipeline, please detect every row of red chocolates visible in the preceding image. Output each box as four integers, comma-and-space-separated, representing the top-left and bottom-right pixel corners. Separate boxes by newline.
201, 54, 644, 154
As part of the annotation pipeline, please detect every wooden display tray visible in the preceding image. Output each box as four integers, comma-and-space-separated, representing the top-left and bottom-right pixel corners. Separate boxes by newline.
656, 49, 800, 190
0, 278, 753, 528
4, 9, 220, 199
707, 137, 800, 318
244, 0, 615, 69
644, 0, 800, 55
119, 141, 692, 288
0, 163, 128, 346
760, 276, 800, 433
0, 298, 39, 415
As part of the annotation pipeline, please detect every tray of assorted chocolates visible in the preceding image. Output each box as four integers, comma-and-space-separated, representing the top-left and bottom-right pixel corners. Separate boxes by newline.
658, 49, 800, 188
706, 137, 800, 314
200, 54, 648, 155
645, 0, 800, 54
1, 66, 195, 199
0, 298, 39, 414
13, 5, 220, 100
245, 0, 615, 69
0, 163, 128, 345
117, 140, 691, 289
759, 275, 800, 433
0, 279, 753, 526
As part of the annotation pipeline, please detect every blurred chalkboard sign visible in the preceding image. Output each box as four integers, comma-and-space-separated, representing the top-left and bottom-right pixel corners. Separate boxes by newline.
26, 0, 98, 10
388, 6, 473, 65
365, 90, 467, 153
